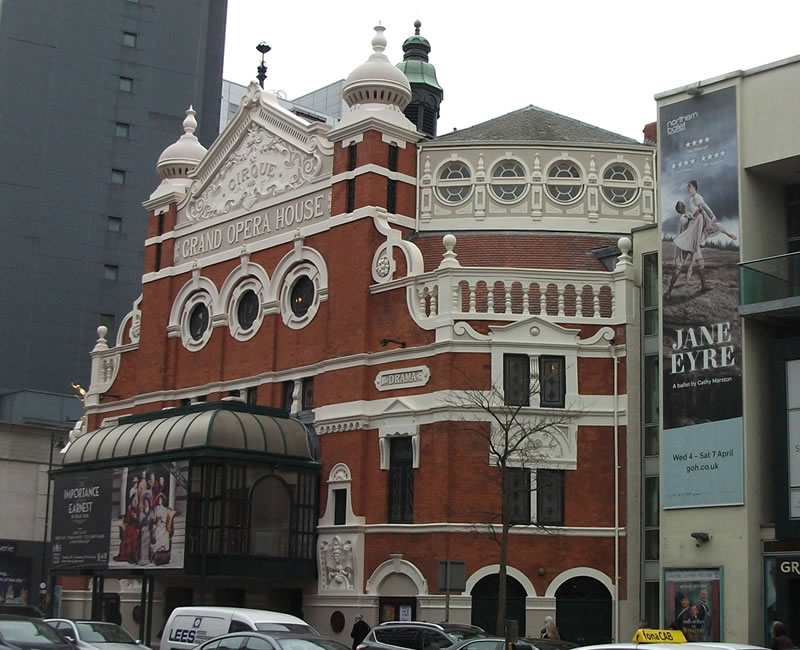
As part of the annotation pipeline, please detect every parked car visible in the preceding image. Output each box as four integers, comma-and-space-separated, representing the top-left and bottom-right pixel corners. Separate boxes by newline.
193, 632, 349, 650
161, 608, 318, 650
358, 621, 486, 650
45, 619, 151, 650
0, 607, 44, 619
448, 636, 578, 650
0, 615, 74, 650
520, 639, 578, 650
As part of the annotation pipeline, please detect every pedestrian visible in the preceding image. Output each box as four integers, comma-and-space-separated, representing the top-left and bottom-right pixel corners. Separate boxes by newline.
771, 621, 794, 650
540, 616, 561, 640
351, 614, 370, 650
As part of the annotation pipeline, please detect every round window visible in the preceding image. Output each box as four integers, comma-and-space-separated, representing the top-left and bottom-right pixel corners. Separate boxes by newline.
545, 161, 584, 203
489, 160, 526, 201
436, 161, 472, 204
236, 289, 260, 331
601, 164, 639, 205
291, 276, 315, 317
188, 303, 209, 341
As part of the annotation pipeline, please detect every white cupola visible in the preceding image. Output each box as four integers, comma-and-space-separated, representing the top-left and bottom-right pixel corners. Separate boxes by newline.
342, 26, 411, 109
332, 26, 417, 141
156, 106, 208, 182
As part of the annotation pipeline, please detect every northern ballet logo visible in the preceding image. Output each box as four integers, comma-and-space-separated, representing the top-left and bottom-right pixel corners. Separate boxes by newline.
666, 110, 699, 135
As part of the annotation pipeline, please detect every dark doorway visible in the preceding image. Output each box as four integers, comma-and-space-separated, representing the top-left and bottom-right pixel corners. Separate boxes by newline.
378, 597, 416, 623
215, 588, 245, 607
470, 574, 526, 636
161, 587, 193, 639
555, 577, 611, 645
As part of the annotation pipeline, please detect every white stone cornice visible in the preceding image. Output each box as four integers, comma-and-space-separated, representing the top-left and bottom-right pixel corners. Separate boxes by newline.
331, 164, 416, 185
328, 113, 420, 147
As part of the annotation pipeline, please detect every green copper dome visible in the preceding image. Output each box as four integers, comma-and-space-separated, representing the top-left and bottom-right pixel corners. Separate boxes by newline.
396, 20, 442, 91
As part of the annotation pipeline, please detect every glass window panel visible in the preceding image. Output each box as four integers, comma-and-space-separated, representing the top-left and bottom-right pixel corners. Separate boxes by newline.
539, 356, 565, 408
644, 529, 660, 561
644, 477, 659, 527
388, 437, 414, 523
536, 469, 564, 525
504, 354, 530, 406
506, 467, 531, 524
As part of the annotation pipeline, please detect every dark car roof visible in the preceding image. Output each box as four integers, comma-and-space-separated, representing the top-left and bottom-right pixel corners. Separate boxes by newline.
199, 632, 348, 650
0, 606, 45, 618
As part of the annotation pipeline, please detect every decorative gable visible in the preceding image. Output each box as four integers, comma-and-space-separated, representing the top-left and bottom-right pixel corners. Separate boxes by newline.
181, 82, 335, 225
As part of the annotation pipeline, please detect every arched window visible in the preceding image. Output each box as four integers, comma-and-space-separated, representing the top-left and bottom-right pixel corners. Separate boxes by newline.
250, 476, 291, 556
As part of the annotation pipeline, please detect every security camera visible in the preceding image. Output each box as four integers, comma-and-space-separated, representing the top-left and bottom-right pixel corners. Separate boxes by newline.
690, 531, 710, 546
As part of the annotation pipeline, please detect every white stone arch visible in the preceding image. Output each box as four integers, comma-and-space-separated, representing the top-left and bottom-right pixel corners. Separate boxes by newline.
544, 566, 614, 598
219, 253, 271, 340
464, 564, 538, 598
168, 273, 220, 328
365, 556, 428, 596
167, 271, 220, 349
271, 235, 329, 329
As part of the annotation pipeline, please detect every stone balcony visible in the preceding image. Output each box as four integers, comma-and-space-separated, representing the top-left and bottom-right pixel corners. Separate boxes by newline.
373, 234, 634, 332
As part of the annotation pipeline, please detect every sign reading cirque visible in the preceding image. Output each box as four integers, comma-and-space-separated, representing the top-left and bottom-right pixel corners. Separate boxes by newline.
659, 86, 744, 508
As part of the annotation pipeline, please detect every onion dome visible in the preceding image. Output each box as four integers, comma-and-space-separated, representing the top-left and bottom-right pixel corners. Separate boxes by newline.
396, 20, 443, 138
156, 106, 208, 180
342, 26, 411, 111
397, 20, 442, 91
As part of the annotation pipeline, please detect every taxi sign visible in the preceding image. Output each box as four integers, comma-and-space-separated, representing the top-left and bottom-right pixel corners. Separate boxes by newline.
633, 629, 687, 644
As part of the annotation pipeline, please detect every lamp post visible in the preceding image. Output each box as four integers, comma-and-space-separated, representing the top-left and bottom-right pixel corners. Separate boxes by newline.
40, 431, 64, 615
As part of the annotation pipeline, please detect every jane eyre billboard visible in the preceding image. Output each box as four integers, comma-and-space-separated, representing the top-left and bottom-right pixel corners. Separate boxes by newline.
52, 461, 187, 571
659, 86, 743, 508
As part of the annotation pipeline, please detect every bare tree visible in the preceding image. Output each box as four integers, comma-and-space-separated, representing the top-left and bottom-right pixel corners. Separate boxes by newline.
442, 373, 578, 635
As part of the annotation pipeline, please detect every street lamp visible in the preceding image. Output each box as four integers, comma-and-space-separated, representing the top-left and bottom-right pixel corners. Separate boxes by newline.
256, 42, 271, 89
40, 431, 65, 615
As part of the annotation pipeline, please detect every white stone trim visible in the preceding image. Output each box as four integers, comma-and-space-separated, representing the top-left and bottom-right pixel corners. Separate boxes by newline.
464, 563, 538, 598
273, 236, 329, 329
330, 164, 416, 185
544, 566, 615, 598
378, 424, 420, 469
167, 272, 219, 350
220, 254, 271, 341
365, 555, 428, 595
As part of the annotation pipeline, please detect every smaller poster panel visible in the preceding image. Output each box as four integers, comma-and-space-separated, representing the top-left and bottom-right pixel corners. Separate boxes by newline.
108, 461, 187, 569
0, 557, 30, 605
664, 568, 722, 641
663, 417, 744, 508
52, 471, 113, 568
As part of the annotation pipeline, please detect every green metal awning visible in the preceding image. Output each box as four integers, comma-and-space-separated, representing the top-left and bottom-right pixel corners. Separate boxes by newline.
62, 401, 316, 466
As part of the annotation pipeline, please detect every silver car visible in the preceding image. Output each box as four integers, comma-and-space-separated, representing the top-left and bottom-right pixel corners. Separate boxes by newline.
45, 620, 152, 650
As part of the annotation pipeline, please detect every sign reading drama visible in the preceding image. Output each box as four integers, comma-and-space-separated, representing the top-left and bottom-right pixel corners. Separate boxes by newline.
51, 461, 187, 570
659, 86, 743, 508
174, 189, 331, 263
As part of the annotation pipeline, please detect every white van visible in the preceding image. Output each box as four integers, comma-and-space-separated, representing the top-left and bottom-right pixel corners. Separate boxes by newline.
162, 607, 317, 650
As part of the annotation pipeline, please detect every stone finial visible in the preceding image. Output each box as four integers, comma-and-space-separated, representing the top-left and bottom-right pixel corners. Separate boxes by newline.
438, 234, 460, 269
616, 236, 633, 268
372, 25, 387, 52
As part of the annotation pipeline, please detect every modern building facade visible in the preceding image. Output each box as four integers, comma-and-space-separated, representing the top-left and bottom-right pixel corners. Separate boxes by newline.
0, 0, 226, 614
643, 54, 800, 645
0, 0, 227, 425
52, 23, 658, 647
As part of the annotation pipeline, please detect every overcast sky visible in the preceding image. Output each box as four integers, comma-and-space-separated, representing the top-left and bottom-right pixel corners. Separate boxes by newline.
222, 1, 800, 141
